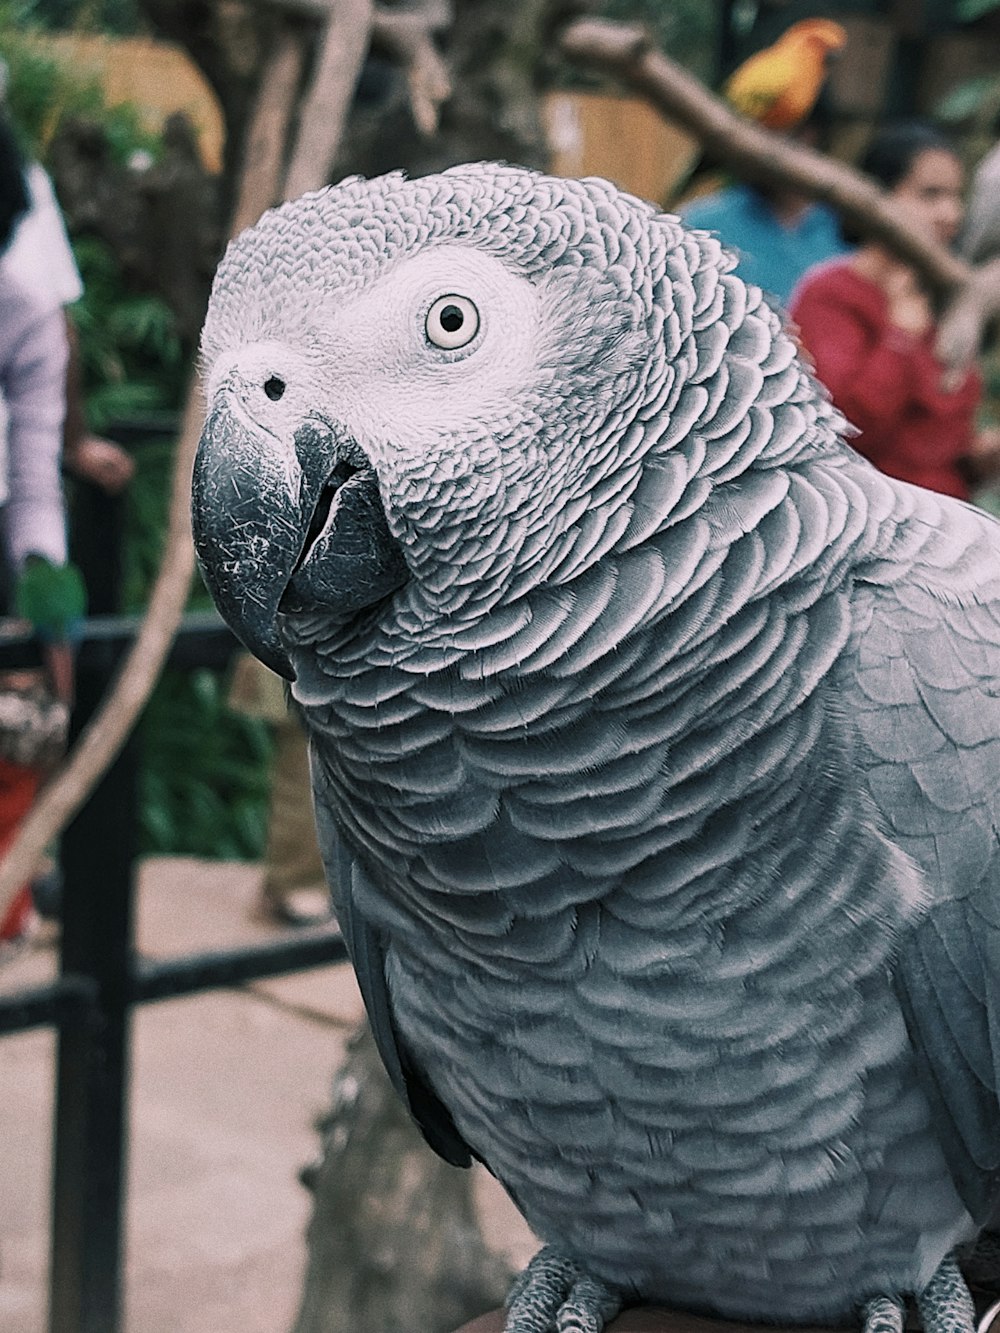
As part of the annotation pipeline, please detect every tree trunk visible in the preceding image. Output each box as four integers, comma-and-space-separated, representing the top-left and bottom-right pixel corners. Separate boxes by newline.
293, 1024, 511, 1333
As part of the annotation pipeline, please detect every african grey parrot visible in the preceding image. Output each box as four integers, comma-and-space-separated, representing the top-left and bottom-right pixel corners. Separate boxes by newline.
191, 163, 1000, 1333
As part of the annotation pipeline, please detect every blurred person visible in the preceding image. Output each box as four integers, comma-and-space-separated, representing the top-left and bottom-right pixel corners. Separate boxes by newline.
681, 165, 848, 304
790, 120, 1000, 502
0, 111, 80, 944
0, 59, 134, 497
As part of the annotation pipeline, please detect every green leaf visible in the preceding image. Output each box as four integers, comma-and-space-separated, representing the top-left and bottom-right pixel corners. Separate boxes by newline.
935, 74, 1000, 123
955, 0, 1000, 20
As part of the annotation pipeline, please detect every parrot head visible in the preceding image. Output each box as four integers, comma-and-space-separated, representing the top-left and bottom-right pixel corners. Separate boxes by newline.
193, 165, 830, 680
779, 19, 847, 59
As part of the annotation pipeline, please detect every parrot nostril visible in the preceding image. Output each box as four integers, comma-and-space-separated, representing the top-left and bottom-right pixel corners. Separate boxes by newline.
264, 376, 286, 402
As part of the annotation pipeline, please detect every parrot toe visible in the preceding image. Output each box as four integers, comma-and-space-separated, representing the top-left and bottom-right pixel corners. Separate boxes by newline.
504, 1247, 621, 1332
860, 1293, 905, 1333
916, 1255, 977, 1333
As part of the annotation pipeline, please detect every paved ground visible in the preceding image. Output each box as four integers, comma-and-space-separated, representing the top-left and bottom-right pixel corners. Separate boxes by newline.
0, 857, 533, 1333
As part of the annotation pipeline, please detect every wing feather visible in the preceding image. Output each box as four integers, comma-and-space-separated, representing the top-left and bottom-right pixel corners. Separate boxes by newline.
849, 501, 1000, 1223
313, 795, 473, 1167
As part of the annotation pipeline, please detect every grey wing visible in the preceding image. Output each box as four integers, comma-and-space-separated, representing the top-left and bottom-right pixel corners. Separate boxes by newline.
313, 795, 473, 1168
849, 504, 1000, 1224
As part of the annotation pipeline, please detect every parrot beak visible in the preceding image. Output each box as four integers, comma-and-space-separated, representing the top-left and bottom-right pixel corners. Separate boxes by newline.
192, 394, 407, 682
192, 396, 301, 678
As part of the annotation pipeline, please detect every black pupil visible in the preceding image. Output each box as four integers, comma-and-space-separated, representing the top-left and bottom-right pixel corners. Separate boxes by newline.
264, 376, 285, 401
439, 305, 464, 333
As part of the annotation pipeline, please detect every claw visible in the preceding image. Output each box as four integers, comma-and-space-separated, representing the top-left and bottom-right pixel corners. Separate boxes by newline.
556, 1275, 623, 1332
505, 1247, 621, 1333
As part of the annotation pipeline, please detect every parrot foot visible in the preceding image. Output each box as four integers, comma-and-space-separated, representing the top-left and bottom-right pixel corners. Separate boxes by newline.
916, 1255, 977, 1333
504, 1246, 622, 1332
861, 1294, 905, 1333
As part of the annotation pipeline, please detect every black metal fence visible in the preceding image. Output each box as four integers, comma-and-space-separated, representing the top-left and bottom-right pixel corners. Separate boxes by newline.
0, 467, 347, 1333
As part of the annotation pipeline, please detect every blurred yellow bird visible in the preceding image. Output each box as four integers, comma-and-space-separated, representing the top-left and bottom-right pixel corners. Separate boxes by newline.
724, 19, 847, 131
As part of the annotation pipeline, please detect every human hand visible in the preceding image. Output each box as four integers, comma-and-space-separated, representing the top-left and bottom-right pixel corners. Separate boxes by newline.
66, 435, 136, 495
882, 265, 932, 337
968, 425, 1000, 482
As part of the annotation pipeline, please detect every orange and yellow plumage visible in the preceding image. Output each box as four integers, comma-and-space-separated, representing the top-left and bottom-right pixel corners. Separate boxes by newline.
723, 19, 847, 131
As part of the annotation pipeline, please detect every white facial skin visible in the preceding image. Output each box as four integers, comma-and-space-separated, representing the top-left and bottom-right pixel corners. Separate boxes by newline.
310, 245, 543, 465
204, 244, 558, 561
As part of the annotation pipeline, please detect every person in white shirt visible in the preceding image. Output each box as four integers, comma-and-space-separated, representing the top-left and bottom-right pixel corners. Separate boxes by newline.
1, 96, 134, 495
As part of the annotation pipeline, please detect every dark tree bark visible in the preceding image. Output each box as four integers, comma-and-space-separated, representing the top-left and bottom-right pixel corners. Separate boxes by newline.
137, 0, 292, 202
294, 1025, 511, 1333
47, 110, 223, 347
328, 0, 562, 182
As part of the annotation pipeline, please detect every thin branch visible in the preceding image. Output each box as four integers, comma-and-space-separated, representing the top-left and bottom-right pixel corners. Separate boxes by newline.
257, 0, 451, 140
282, 0, 374, 200
231, 23, 309, 234
372, 9, 452, 136
560, 19, 969, 290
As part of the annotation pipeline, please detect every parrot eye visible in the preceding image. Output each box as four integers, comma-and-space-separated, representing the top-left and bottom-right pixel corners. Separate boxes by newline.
425, 295, 480, 350
264, 376, 286, 401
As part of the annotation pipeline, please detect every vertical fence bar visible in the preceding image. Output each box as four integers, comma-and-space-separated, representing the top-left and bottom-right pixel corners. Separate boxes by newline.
50, 473, 137, 1333
49, 646, 138, 1333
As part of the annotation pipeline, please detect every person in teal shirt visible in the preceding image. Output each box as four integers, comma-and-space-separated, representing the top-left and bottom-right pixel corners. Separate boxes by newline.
681, 180, 848, 305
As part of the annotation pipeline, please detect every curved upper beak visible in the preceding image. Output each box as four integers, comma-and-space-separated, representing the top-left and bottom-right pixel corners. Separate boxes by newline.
192, 395, 321, 680
192, 391, 407, 682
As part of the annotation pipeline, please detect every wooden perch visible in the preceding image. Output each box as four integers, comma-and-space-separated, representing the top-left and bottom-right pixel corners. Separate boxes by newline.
559, 17, 1000, 369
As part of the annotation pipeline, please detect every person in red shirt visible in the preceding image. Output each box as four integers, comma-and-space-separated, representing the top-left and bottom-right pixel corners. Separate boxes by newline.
790, 121, 1000, 501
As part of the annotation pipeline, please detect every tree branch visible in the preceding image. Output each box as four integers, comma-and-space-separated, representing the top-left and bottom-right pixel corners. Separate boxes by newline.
559, 18, 1000, 366
282, 0, 374, 200
231, 21, 309, 233
371, 5, 452, 137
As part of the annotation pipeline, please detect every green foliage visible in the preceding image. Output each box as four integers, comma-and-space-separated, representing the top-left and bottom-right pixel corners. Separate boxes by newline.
583, 0, 718, 82
14, 556, 87, 638
139, 667, 274, 860
936, 74, 1000, 127
954, 0, 1000, 21
0, 11, 158, 161
71, 234, 185, 431
4, 0, 145, 38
